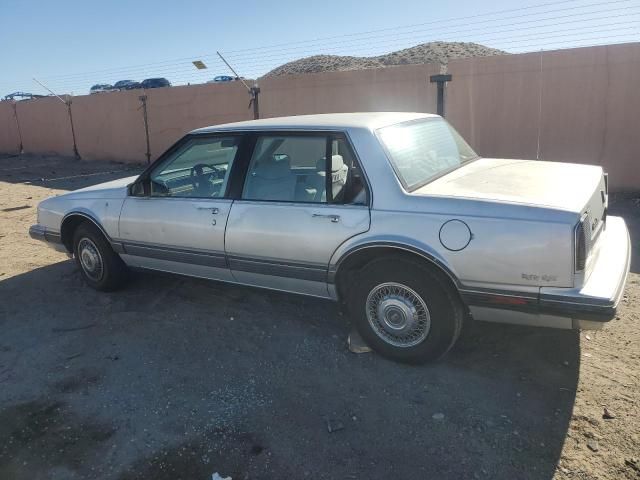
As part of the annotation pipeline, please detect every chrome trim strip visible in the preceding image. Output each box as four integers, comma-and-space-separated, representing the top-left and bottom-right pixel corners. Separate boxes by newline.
460, 288, 538, 303
227, 254, 326, 270
122, 242, 227, 269
228, 255, 327, 282
539, 294, 615, 308
118, 240, 328, 281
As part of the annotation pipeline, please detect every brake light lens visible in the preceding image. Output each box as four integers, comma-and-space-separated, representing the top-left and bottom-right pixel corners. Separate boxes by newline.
575, 215, 587, 272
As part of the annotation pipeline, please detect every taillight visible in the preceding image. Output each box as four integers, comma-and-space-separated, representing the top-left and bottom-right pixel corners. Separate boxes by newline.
574, 214, 588, 272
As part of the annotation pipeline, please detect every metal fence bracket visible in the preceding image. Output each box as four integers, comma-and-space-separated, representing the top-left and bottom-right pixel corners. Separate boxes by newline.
430, 74, 452, 117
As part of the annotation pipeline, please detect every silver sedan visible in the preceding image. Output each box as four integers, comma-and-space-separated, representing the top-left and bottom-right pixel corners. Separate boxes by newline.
30, 112, 631, 363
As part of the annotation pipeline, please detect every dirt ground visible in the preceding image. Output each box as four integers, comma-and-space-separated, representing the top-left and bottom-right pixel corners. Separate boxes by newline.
0, 154, 638, 480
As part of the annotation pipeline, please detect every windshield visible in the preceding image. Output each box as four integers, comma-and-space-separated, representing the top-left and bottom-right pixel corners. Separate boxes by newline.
377, 118, 479, 191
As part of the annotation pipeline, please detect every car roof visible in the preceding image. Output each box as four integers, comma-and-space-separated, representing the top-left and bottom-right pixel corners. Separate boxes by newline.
191, 112, 438, 134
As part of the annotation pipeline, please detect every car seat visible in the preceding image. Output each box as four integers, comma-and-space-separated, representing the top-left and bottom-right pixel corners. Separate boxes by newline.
244, 154, 296, 201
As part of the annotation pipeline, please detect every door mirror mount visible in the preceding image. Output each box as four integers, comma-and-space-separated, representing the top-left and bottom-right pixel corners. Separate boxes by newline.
129, 179, 149, 197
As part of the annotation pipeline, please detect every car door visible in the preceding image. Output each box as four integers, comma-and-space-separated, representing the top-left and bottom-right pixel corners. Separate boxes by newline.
118, 134, 243, 281
225, 132, 371, 297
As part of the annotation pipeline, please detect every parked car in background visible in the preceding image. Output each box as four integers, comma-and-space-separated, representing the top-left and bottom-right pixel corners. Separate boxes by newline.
89, 84, 113, 94
3, 92, 46, 101
141, 78, 171, 89
29, 112, 631, 364
208, 75, 236, 83
113, 80, 141, 90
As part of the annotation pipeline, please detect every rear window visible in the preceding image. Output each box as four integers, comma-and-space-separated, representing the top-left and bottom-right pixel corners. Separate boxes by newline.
377, 118, 478, 191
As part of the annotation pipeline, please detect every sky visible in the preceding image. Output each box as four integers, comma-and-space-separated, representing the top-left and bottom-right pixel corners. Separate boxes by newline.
0, 0, 638, 96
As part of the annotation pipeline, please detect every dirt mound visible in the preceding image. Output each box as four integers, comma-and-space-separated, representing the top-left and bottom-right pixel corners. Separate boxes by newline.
263, 41, 507, 77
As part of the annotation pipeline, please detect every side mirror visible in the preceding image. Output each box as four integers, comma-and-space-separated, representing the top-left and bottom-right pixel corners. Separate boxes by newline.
129, 179, 148, 196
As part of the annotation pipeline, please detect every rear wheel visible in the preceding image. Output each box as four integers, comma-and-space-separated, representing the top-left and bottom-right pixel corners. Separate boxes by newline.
73, 222, 128, 291
349, 256, 463, 363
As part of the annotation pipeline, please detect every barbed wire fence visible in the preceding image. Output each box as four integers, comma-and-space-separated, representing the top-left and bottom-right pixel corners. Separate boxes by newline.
0, 0, 637, 96
0, 0, 638, 164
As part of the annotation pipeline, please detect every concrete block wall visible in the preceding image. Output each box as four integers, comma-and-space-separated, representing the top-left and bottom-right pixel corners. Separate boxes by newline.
1, 43, 638, 190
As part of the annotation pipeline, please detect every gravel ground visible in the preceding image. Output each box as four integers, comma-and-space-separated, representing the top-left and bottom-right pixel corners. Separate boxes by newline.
0, 154, 638, 480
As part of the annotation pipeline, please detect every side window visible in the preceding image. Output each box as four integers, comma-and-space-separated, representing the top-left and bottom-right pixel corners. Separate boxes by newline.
241, 133, 369, 205
149, 136, 239, 198
242, 135, 328, 202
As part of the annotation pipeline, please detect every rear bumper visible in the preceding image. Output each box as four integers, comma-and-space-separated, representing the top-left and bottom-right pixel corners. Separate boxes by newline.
464, 216, 631, 329
540, 215, 631, 325
29, 224, 69, 253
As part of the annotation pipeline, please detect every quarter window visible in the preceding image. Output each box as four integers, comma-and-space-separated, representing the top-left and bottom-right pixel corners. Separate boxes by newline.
150, 137, 239, 198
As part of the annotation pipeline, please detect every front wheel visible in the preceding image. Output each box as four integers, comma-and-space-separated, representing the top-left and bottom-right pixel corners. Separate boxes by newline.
349, 257, 464, 364
73, 222, 128, 291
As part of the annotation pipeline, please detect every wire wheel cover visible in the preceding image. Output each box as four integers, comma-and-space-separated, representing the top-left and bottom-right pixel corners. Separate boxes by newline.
366, 282, 431, 348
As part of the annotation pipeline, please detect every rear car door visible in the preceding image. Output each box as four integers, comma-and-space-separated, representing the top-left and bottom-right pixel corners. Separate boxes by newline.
225, 132, 371, 297
118, 134, 243, 281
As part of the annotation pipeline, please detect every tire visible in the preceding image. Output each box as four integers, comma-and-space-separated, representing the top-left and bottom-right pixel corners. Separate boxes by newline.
73, 222, 128, 291
349, 256, 464, 364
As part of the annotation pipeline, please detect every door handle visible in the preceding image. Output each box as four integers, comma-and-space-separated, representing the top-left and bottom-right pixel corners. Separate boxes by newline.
195, 206, 219, 214
312, 213, 340, 223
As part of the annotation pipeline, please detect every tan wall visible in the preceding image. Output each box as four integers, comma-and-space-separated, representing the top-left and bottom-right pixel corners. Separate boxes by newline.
446, 52, 542, 160
447, 43, 640, 190
1, 43, 638, 190
72, 89, 147, 163
539, 44, 640, 190
145, 82, 253, 160
15, 96, 75, 156
0, 101, 21, 154
260, 63, 439, 117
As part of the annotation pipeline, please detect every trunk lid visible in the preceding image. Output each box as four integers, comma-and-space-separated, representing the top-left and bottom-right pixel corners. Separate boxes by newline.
415, 158, 606, 213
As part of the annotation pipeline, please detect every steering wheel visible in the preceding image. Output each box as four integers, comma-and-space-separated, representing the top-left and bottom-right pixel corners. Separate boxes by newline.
190, 163, 223, 195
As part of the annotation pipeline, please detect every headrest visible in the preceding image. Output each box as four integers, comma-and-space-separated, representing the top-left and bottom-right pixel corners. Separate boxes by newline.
253, 155, 292, 180
316, 155, 345, 173
330, 155, 344, 172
